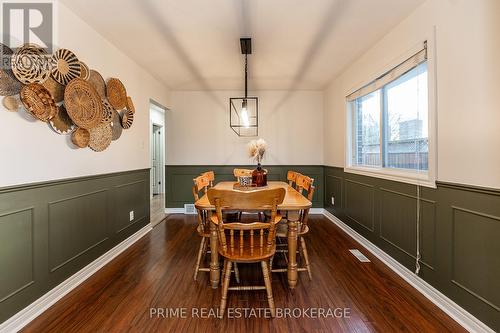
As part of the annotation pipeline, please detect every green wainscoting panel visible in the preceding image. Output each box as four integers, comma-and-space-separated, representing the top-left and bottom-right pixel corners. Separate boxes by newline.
0, 169, 150, 324
323, 166, 500, 331
165, 165, 324, 208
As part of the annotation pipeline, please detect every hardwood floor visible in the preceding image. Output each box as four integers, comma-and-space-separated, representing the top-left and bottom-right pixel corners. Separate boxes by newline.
23, 215, 466, 333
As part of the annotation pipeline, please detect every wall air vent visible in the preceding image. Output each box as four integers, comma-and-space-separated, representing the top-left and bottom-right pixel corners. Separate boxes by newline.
184, 204, 196, 215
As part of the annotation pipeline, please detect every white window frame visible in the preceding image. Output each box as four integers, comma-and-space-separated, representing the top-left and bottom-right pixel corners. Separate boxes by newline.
345, 35, 437, 188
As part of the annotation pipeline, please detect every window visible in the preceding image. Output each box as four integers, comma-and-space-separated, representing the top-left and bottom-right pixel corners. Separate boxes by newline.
346, 45, 433, 186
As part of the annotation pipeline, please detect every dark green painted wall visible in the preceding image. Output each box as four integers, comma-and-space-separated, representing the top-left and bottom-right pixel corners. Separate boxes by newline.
0, 169, 150, 324
323, 166, 500, 331
165, 165, 324, 208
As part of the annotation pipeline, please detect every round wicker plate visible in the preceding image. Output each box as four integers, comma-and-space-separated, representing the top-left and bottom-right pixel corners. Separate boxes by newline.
0, 43, 22, 96
126, 96, 135, 114
120, 109, 134, 129
89, 123, 112, 152
11, 44, 50, 84
79, 61, 90, 80
51, 48, 81, 85
101, 98, 114, 124
20, 83, 58, 121
42, 76, 64, 103
106, 78, 127, 110
111, 110, 123, 140
64, 78, 103, 129
49, 104, 75, 134
0, 69, 21, 96
88, 70, 106, 98
71, 127, 90, 148
1, 43, 12, 68
2, 95, 21, 111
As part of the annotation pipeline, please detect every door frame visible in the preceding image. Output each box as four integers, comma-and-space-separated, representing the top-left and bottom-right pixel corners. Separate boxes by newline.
149, 100, 167, 202
151, 123, 163, 196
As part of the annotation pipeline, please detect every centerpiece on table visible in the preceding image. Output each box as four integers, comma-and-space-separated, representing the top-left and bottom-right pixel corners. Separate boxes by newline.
248, 138, 268, 187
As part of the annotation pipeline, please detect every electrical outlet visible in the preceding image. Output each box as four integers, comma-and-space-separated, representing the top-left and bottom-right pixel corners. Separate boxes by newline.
331, 196, 335, 206
129, 211, 134, 221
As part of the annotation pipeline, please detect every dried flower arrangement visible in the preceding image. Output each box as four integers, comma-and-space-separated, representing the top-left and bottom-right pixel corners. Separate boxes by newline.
247, 138, 267, 165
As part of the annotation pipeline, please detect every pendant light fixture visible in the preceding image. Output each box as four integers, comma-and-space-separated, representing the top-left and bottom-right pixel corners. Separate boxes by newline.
230, 38, 258, 137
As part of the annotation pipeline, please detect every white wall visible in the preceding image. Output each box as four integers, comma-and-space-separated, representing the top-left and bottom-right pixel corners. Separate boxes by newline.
0, 3, 170, 187
323, 0, 500, 189
167, 90, 324, 165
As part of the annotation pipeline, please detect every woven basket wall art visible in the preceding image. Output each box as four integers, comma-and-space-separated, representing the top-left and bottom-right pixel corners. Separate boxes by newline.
120, 109, 134, 129
88, 70, 106, 99
101, 98, 114, 124
49, 104, 75, 134
42, 77, 64, 103
88, 123, 112, 152
64, 78, 103, 129
50, 49, 81, 85
2, 95, 21, 111
0, 69, 22, 96
79, 61, 90, 80
0, 43, 22, 96
20, 83, 58, 121
7, 42, 133, 152
106, 78, 127, 110
0, 43, 12, 69
71, 127, 90, 148
126, 96, 135, 114
11, 44, 50, 84
111, 110, 123, 140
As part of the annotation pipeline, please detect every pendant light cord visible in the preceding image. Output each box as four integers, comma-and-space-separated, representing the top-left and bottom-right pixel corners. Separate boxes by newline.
244, 53, 248, 100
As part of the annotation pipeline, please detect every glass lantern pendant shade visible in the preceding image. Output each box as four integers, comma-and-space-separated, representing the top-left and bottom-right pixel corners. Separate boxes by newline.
230, 38, 258, 137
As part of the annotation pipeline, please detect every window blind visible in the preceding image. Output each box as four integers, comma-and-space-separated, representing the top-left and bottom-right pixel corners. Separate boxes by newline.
346, 43, 427, 102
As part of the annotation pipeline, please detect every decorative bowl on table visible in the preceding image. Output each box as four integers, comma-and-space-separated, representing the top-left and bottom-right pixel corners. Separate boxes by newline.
239, 175, 252, 187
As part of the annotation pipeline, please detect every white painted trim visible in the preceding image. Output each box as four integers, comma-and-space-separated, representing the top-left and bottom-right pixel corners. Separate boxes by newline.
165, 208, 184, 214
0, 224, 152, 333
321, 209, 494, 333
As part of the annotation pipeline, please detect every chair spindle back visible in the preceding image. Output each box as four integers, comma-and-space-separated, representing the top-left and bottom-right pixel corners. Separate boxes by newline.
208, 188, 285, 254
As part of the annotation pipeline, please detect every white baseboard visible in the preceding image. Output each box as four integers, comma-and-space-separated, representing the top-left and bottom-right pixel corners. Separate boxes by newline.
309, 208, 323, 214
321, 209, 494, 333
0, 224, 152, 333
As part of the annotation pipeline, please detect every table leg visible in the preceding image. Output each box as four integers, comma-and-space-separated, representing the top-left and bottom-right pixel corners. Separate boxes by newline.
287, 213, 299, 289
209, 212, 220, 289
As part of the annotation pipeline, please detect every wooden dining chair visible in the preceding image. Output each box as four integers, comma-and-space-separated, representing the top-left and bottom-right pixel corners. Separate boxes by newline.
201, 171, 215, 187
208, 187, 286, 318
287, 170, 301, 189
192, 174, 212, 280
193, 172, 240, 281
272, 174, 315, 280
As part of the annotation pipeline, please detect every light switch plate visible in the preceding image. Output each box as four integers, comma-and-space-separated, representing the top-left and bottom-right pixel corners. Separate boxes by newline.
331, 197, 335, 205
129, 211, 134, 221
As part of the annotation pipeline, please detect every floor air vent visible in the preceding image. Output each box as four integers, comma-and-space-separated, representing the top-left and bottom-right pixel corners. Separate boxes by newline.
184, 204, 196, 214
349, 249, 371, 262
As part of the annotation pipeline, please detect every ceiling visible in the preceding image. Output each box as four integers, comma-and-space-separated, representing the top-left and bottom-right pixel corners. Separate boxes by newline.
61, 0, 424, 90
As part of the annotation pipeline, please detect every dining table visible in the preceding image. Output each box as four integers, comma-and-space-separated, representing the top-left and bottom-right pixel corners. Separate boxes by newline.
194, 181, 312, 289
